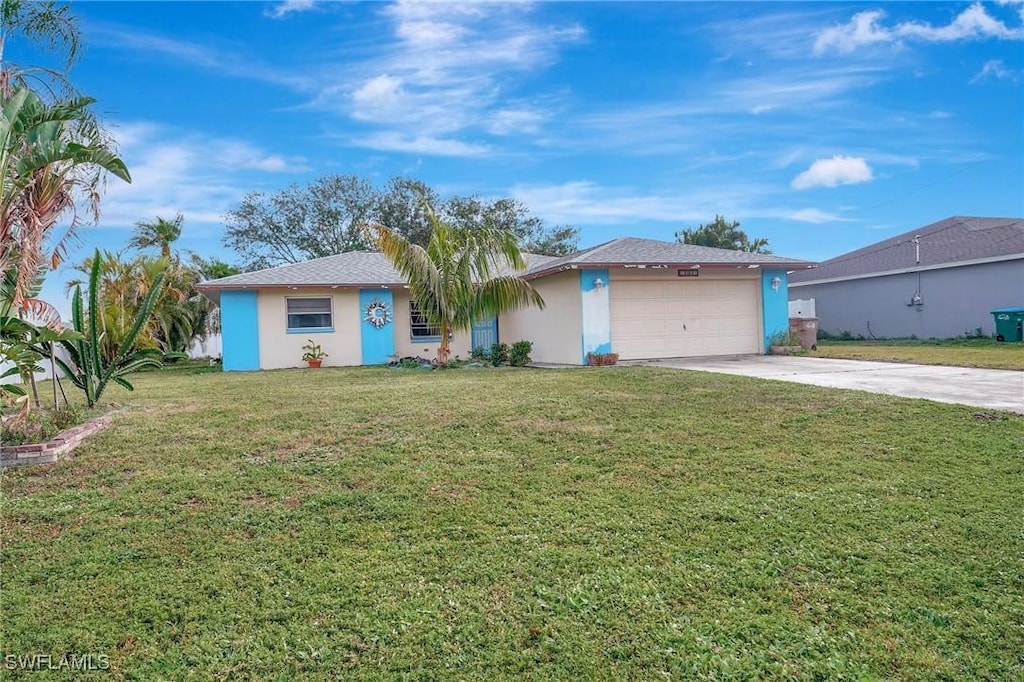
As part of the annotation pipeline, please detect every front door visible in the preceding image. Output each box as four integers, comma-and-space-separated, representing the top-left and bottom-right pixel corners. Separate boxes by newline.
471, 317, 498, 353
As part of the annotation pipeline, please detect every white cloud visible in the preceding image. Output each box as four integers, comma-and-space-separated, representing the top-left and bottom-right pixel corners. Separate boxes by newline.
564, 64, 884, 156
785, 208, 846, 223
320, 1, 584, 154
702, 7, 842, 61
90, 23, 312, 90
97, 123, 308, 232
867, 153, 918, 169
216, 142, 309, 173
971, 59, 1021, 83
351, 74, 406, 118
791, 156, 874, 190
266, 0, 316, 19
508, 181, 866, 233
353, 132, 490, 157
488, 107, 547, 135
96, 5, 582, 158
814, 3, 1024, 55
997, 0, 1024, 23
814, 10, 893, 54
510, 181, 782, 226
395, 18, 468, 45
715, 65, 886, 113
513, 182, 687, 224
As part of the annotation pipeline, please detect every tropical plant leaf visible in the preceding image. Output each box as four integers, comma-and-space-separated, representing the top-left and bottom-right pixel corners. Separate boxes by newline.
111, 376, 134, 391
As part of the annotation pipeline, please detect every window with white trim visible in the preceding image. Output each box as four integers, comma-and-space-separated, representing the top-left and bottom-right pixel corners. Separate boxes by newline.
409, 301, 441, 340
286, 297, 333, 330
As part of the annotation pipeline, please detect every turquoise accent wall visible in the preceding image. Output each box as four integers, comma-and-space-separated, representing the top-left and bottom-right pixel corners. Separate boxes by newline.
762, 269, 789, 352
221, 290, 260, 371
580, 269, 612, 363
359, 289, 395, 364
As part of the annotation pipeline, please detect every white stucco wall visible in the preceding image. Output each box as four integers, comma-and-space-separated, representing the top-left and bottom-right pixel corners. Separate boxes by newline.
499, 271, 583, 365
257, 289, 362, 369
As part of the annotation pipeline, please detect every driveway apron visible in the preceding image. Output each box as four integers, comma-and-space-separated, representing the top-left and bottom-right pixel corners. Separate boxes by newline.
647, 356, 1024, 414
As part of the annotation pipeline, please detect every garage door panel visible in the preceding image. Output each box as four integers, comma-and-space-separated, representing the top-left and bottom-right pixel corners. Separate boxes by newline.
611, 279, 760, 359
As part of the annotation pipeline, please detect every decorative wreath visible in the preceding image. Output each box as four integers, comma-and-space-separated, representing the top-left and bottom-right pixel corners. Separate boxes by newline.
364, 300, 393, 329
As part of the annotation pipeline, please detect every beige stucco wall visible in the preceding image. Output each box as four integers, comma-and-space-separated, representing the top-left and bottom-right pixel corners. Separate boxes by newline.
257, 289, 362, 369
251, 268, 766, 368
499, 270, 583, 365
391, 289, 474, 360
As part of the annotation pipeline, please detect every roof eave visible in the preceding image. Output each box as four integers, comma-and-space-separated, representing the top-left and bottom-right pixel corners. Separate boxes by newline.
195, 282, 406, 293
790, 252, 1024, 286
524, 260, 817, 280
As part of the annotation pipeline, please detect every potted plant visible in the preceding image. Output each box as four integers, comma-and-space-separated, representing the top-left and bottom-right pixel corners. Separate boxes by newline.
301, 339, 328, 368
768, 331, 803, 356
586, 352, 619, 366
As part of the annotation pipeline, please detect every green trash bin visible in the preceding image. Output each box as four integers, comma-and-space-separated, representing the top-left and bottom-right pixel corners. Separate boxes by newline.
991, 307, 1024, 342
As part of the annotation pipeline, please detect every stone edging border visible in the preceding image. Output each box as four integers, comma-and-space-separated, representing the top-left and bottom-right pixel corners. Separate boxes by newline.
1, 410, 121, 468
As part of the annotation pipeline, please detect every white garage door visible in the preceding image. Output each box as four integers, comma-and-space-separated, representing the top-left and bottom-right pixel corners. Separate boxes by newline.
611, 279, 760, 359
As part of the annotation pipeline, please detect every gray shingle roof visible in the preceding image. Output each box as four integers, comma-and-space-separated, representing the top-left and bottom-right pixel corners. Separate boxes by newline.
789, 216, 1024, 284
199, 251, 403, 288
197, 251, 559, 289
197, 238, 812, 292
525, 237, 813, 278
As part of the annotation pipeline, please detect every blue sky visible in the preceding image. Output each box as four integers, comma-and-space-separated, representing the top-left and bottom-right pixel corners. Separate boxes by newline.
14, 1, 1024, 310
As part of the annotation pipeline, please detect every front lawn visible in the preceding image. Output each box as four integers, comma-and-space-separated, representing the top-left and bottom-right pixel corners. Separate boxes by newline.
2, 367, 1022, 679
812, 338, 1024, 370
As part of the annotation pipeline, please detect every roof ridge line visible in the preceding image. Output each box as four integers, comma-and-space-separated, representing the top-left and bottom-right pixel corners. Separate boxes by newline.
577, 237, 624, 260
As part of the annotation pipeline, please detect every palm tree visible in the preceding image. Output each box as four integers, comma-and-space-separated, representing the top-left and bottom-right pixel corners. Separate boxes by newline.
363, 202, 544, 364
675, 215, 772, 254
0, 0, 81, 97
65, 250, 208, 360
0, 87, 130, 321
130, 213, 183, 259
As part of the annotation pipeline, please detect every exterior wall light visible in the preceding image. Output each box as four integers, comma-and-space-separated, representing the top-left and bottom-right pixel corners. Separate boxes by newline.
771, 276, 781, 292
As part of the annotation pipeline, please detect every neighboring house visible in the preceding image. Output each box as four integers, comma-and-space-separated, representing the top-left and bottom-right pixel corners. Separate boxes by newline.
196, 237, 813, 370
789, 216, 1024, 339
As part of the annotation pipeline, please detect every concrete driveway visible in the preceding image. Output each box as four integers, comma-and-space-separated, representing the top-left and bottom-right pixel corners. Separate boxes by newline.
647, 356, 1024, 414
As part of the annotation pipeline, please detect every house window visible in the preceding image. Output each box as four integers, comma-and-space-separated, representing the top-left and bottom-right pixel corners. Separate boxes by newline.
409, 301, 441, 340
286, 297, 333, 331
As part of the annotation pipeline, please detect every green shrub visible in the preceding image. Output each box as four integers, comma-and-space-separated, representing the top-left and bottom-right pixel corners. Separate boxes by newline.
0, 405, 85, 446
470, 346, 488, 362
817, 329, 857, 341
490, 342, 509, 366
51, 405, 82, 431
768, 330, 801, 347
509, 340, 533, 366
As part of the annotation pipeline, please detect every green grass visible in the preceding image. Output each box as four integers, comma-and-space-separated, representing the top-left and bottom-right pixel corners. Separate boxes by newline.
2, 366, 1022, 680
813, 338, 1024, 370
